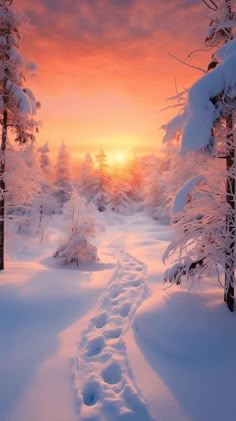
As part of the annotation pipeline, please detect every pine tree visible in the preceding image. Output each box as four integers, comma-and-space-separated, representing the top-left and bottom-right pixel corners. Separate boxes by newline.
6, 143, 41, 214
163, 0, 236, 311
127, 156, 143, 205
54, 142, 71, 209
109, 176, 131, 214
35, 142, 56, 232
54, 193, 98, 266
38, 142, 52, 179
94, 148, 110, 212
0, 1, 40, 269
80, 152, 96, 203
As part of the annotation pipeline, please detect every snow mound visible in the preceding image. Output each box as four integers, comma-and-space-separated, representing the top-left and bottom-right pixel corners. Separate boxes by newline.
133, 289, 236, 361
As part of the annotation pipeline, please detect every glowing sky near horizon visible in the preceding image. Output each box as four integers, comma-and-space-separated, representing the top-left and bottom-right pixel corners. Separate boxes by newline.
18, 0, 211, 158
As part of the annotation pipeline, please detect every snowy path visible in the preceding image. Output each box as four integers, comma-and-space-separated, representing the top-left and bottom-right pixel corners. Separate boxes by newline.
72, 238, 153, 421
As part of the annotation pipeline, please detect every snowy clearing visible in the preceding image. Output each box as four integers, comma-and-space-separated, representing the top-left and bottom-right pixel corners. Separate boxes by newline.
1, 212, 236, 421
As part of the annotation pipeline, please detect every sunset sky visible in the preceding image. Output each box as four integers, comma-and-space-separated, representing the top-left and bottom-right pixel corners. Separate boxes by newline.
18, 0, 211, 160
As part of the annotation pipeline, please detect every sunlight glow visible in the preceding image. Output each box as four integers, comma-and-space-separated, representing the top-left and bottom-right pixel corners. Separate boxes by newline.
113, 152, 126, 164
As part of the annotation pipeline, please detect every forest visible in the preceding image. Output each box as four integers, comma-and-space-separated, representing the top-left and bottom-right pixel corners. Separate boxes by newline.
1, 1, 236, 421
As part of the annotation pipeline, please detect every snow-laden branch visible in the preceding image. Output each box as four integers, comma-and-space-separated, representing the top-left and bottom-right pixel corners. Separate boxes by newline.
180, 38, 236, 155
171, 174, 207, 215
161, 109, 188, 143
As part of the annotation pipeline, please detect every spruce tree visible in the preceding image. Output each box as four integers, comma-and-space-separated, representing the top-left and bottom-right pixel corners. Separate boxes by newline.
0, 0, 40, 269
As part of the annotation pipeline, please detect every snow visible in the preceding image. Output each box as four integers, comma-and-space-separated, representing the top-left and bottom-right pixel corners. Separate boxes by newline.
6, 80, 34, 114
171, 174, 206, 215
162, 38, 236, 155
1, 219, 115, 421
161, 109, 188, 144
1, 212, 236, 421
180, 64, 224, 155
133, 286, 236, 421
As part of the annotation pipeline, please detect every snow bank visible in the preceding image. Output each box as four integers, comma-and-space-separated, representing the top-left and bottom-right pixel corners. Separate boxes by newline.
131, 286, 236, 421
133, 288, 236, 360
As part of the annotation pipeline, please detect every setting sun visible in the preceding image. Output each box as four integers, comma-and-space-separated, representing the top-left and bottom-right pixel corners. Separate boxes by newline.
113, 152, 126, 164
109, 151, 129, 166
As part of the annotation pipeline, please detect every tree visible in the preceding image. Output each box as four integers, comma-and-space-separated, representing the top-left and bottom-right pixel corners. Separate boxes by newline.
6, 143, 41, 216
38, 142, 52, 179
54, 142, 72, 209
0, 0, 40, 269
79, 152, 96, 203
163, 0, 236, 311
109, 175, 131, 214
35, 142, 57, 233
7, 144, 43, 236
94, 148, 110, 212
141, 154, 165, 221
53, 193, 98, 266
127, 155, 143, 205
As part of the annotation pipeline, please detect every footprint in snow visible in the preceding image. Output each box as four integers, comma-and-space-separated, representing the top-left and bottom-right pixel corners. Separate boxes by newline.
86, 336, 105, 357
119, 302, 131, 318
92, 312, 107, 329
82, 380, 101, 406
104, 328, 122, 339
131, 279, 142, 288
101, 361, 122, 385
73, 243, 152, 420
110, 288, 122, 299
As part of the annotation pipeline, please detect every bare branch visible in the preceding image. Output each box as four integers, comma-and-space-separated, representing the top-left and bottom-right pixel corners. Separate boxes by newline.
202, 0, 218, 11
168, 52, 207, 74
208, 0, 218, 10
186, 46, 214, 60
174, 76, 178, 95
161, 103, 186, 112
192, 10, 218, 24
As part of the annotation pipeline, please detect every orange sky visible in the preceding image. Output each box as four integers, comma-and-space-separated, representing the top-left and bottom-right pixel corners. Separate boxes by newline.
18, 0, 211, 160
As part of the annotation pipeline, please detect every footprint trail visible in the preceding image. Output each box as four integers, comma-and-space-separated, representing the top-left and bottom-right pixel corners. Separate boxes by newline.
72, 240, 153, 421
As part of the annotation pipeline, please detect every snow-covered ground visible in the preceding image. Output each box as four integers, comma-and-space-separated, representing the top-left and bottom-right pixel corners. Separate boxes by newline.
1, 212, 236, 421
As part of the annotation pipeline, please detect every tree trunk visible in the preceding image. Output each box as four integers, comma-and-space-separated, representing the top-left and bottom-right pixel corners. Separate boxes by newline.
0, 109, 7, 270
224, 114, 235, 311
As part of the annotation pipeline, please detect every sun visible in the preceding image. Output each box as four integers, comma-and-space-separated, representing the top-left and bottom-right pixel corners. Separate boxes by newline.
112, 151, 127, 165
114, 152, 125, 163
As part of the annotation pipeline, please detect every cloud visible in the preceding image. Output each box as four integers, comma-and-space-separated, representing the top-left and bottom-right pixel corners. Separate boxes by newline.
17, 0, 212, 153
20, 0, 203, 50
19, 0, 208, 91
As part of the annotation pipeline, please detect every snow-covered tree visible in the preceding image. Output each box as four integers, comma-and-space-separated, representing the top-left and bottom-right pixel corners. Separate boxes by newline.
6, 143, 41, 213
8, 144, 43, 236
38, 142, 52, 179
159, 146, 205, 223
127, 155, 143, 205
53, 193, 98, 266
33, 142, 57, 233
93, 148, 110, 212
109, 176, 131, 214
0, 0, 40, 269
54, 142, 72, 209
141, 154, 164, 220
79, 152, 96, 203
163, 0, 236, 311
